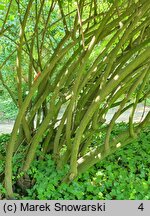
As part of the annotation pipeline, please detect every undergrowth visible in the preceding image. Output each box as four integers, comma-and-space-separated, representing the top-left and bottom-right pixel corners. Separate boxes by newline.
0, 123, 150, 200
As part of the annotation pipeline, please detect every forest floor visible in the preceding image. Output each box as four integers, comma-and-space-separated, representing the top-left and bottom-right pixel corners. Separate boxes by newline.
0, 103, 149, 134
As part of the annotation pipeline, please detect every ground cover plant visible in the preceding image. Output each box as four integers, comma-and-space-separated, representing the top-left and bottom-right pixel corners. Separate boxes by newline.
0, 0, 150, 198
0, 123, 150, 200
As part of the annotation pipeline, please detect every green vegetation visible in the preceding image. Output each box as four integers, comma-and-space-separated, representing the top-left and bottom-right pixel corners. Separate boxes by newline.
0, 124, 150, 200
0, 97, 17, 121
146, 98, 150, 106
0, 0, 150, 199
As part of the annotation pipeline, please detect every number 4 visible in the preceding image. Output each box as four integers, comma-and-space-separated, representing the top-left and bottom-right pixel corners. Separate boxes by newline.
138, 203, 144, 211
